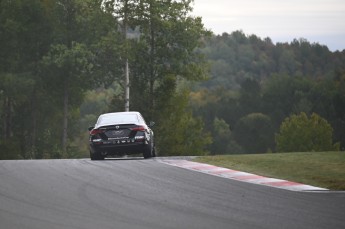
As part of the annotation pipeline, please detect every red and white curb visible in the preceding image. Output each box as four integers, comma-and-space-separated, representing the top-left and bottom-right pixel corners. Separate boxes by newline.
160, 160, 328, 192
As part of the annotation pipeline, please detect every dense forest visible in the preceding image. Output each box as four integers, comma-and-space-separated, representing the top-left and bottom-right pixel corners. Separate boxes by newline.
190, 31, 345, 154
0, 0, 210, 159
1, 0, 344, 159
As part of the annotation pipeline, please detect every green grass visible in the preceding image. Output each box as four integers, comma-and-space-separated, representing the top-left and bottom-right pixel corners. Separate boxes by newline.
193, 151, 345, 190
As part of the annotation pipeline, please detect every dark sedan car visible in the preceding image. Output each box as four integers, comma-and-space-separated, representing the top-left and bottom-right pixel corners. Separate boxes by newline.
88, 112, 155, 160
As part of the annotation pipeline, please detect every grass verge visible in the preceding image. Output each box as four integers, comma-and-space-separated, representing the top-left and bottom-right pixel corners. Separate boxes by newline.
193, 151, 345, 190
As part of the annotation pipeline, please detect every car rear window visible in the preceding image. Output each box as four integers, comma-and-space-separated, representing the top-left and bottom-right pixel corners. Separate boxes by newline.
97, 114, 139, 126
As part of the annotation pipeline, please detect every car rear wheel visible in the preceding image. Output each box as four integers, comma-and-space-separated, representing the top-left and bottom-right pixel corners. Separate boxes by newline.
143, 140, 153, 159
90, 150, 105, 160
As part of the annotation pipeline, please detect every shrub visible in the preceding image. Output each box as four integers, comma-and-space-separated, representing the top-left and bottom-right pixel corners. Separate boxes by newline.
275, 112, 339, 152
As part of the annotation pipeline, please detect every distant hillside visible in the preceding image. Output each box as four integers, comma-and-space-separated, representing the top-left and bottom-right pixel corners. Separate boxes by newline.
199, 31, 345, 89
190, 31, 345, 154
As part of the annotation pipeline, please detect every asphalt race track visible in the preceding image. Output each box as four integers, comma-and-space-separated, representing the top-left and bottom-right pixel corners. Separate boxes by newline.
0, 158, 344, 229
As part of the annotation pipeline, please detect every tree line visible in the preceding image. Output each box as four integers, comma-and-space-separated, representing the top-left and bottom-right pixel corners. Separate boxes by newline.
80, 31, 345, 156
1, 1, 344, 159
199, 31, 345, 90
0, 0, 210, 159
190, 31, 345, 154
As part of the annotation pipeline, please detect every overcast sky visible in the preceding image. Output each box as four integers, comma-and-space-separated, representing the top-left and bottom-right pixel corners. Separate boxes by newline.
192, 0, 345, 51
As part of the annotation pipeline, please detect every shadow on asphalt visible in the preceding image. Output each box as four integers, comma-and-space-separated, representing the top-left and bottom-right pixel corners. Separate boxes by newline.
102, 156, 145, 161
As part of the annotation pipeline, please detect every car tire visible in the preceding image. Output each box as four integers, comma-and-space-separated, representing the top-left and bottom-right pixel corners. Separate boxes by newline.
90, 150, 104, 160
143, 141, 153, 159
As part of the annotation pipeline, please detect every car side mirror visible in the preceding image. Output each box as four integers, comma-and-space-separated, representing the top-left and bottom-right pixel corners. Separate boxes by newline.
148, 121, 155, 127
88, 126, 94, 131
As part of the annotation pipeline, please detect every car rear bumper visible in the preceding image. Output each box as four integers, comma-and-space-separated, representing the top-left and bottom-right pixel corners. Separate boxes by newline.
89, 140, 147, 155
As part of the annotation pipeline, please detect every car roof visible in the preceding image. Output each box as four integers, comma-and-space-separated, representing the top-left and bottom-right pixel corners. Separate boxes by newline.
95, 112, 145, 128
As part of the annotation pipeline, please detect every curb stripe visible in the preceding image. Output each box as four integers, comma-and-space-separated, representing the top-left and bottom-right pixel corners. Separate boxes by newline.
233, 175, 266, 180
160, 160, 328, 192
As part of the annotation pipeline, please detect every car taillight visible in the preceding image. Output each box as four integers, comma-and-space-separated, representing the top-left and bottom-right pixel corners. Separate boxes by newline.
90, 129, 104, 136
131, 126, 146, 131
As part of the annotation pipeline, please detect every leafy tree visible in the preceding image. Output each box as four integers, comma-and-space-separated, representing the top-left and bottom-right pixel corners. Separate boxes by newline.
234, 113, 274, 154
38, 0, 121, 155
209, 117, 243, 155
275, 112, 339, 152
0, 0, 53, 158
155, 89, 212, 156
238, 78, 261, 115
0, 0, 123, 158
189, 88, 224, 130
199, 31, 345, 90
129, 0, 209, 114
332, 72, 345, 149
3, 0, 345, 159
117, 0, 211, 154
262, 75, 314, 128
102, 0, 140, 111
40, 42, 95, 153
